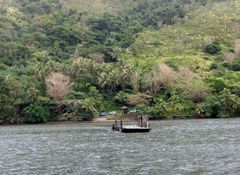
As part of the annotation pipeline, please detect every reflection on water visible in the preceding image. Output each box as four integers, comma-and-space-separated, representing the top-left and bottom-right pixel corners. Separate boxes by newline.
0, 119, 240, 174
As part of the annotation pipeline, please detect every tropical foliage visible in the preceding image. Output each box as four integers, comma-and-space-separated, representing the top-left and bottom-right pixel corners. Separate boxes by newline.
1, 0, 240, 123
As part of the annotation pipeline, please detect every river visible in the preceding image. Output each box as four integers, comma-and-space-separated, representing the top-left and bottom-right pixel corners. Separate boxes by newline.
0, 119, 240, 175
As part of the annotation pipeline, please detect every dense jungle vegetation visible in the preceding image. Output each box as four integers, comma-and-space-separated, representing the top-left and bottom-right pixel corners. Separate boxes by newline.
1, 0, 240, 123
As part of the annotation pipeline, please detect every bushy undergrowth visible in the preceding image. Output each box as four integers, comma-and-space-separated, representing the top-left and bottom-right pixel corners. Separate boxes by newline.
23, 103, 50, 123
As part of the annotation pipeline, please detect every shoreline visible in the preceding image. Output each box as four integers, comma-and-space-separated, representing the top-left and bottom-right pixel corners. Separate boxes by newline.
1, 116, 240, 126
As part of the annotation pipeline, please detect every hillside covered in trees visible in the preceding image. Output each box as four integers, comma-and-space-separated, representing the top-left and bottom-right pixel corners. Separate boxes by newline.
1, 0, 240, 123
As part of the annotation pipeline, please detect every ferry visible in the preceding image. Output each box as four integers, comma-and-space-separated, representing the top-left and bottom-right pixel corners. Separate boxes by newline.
112, 115, 151, 133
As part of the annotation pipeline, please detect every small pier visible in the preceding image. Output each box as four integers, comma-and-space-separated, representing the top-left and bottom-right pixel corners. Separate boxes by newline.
112, 115, 151, 133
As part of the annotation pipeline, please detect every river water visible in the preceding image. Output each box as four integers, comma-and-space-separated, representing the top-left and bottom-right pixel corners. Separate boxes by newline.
0, 119, 240, 175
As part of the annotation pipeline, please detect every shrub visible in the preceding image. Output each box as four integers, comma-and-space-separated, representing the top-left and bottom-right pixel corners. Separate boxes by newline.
204, 43, 221, 55
60, 100, 94, 121
178, 67, 194, 82
130, 72, 140, 93
114, 91, 129, 106
234, 40, 240, 57
201, 96, 227, 118
45, 72, 72, 102
219, 88, 240, 114
210, 63, 218, 70
178, 68, 210, 103
157, 63, 176, 89
23, 103, 50, 124
144, 63, 176, 95
145, 93, 195, 119
205, 77, 226, 93
224, 52, 235, 65
231, 63, 240, 71
128, 93, 151, 108
145, 106, 166, 120
144, 97, 168, 119
222, 62, 230, 68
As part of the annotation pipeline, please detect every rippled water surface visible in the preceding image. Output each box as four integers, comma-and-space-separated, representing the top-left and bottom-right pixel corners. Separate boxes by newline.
1, 119, 240, 175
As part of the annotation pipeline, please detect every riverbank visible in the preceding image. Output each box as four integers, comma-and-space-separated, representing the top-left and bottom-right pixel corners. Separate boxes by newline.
1, 115, 240, 126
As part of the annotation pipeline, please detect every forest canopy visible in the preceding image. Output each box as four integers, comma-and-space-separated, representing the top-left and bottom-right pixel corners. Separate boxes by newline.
1, 0, 240, 123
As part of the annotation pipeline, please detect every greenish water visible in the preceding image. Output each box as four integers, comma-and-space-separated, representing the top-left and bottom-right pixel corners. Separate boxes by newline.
0, 119, 240, 175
